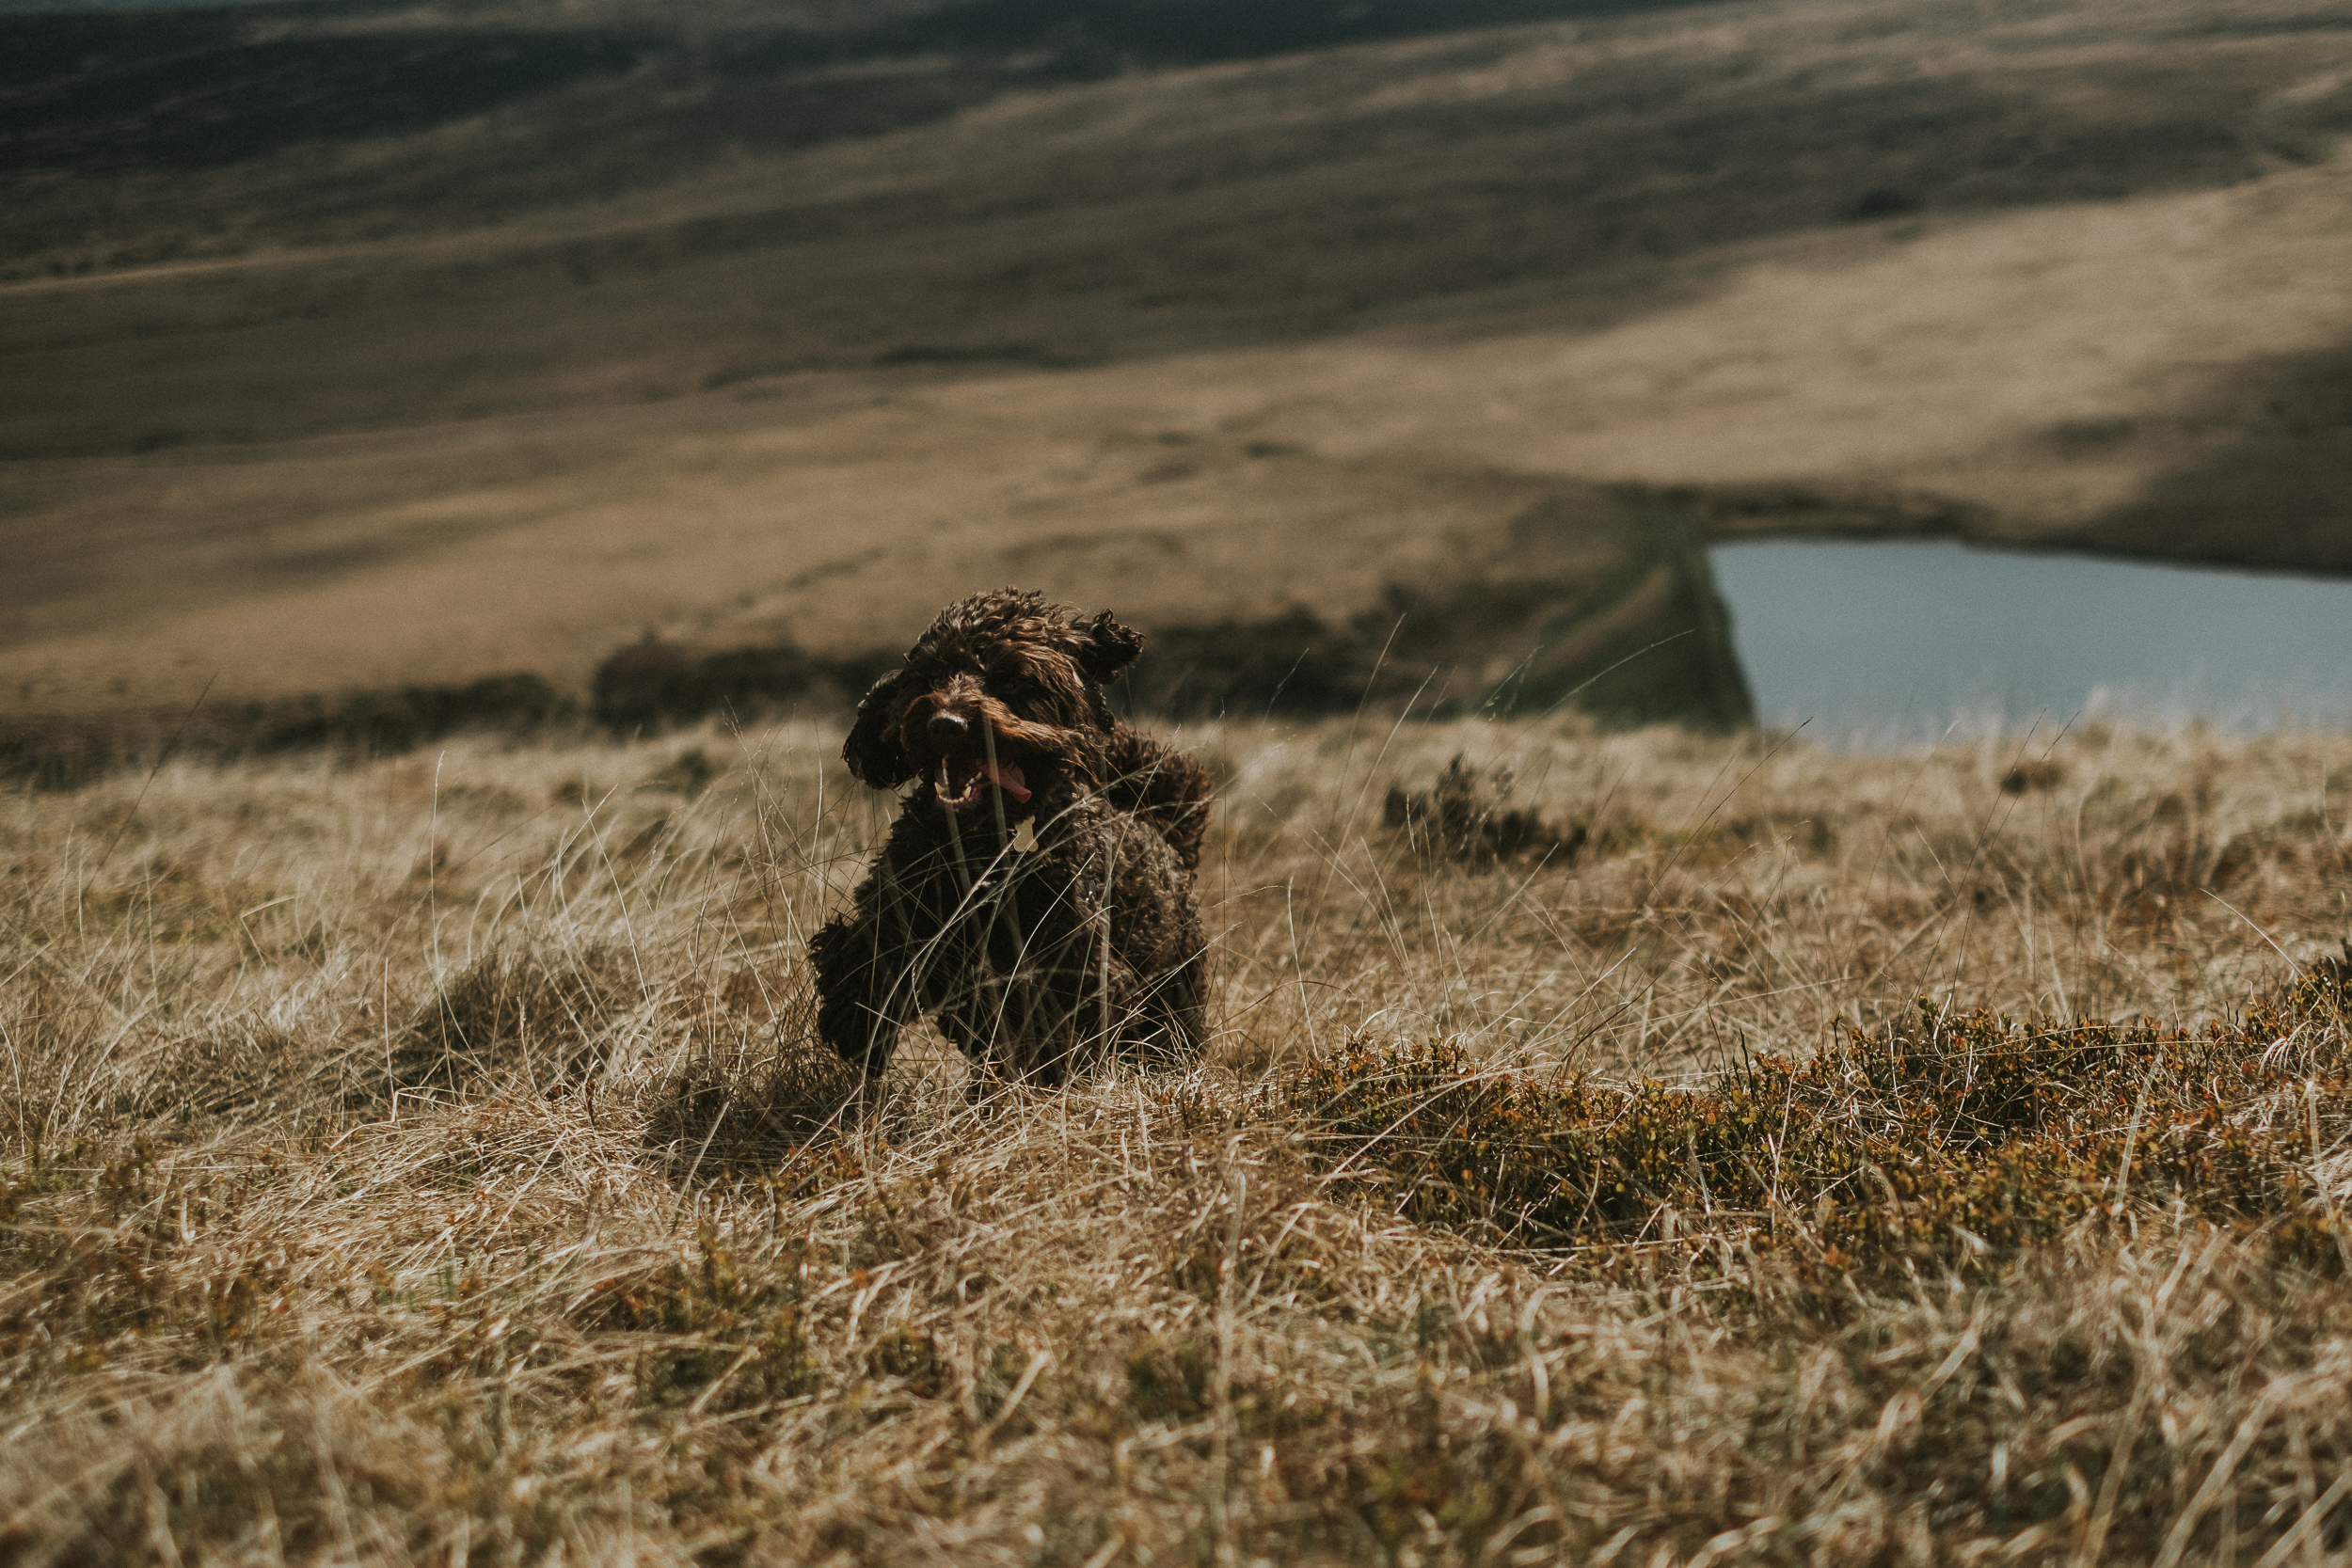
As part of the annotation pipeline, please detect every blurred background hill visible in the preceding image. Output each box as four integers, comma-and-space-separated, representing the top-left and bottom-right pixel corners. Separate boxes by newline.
3, 0, 2349, 739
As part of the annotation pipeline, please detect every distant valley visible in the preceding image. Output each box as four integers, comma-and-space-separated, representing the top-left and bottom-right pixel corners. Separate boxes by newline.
3, 0, 2348, 734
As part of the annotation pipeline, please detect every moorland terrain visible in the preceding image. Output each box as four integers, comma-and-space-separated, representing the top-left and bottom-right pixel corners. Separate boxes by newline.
3, 713, 2350, 1561
7, 5, 2352, 1558
3, 0, 2351, 740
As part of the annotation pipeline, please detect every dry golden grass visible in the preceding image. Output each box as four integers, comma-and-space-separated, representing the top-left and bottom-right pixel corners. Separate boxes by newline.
2, 715, 2349, 1564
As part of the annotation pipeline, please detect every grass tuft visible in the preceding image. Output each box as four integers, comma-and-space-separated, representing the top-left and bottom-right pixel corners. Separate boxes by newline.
386, 944, 640, 1101
1383, 753, 1586, 870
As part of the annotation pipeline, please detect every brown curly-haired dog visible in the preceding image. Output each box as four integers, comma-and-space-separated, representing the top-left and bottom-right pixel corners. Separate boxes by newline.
810, 590, 1214, 1088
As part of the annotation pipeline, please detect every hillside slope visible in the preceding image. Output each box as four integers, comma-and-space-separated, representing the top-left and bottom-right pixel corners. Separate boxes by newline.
3, 0, 2349, 723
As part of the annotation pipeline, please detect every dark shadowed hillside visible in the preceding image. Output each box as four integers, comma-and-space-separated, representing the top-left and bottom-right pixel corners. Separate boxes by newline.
1, 0, 1718, 202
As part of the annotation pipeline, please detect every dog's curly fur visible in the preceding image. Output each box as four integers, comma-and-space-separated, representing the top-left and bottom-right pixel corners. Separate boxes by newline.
810, 589, 1214, 1087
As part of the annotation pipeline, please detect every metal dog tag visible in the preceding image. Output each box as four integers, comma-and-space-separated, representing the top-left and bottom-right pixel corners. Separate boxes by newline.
1012, 818, 1039, 853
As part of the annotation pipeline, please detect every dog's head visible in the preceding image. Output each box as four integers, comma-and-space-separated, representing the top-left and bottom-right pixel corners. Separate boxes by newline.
842, 589, 1144, 818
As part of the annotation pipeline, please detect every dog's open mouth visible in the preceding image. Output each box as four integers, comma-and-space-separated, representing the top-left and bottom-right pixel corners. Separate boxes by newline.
935, 755, 1031, 812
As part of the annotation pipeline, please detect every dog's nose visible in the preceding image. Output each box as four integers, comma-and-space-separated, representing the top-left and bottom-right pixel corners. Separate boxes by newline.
927, 711, 970, 745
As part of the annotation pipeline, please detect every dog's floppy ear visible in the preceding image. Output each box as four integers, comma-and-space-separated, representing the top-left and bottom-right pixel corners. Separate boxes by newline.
842, 669, 913, 787
1078, 610, 1145, 684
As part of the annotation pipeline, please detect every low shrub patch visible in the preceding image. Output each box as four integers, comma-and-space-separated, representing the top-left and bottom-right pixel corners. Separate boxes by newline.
1284, 954, 2352, 1284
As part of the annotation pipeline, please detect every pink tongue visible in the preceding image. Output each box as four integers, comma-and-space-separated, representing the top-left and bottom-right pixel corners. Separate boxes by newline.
981, 760, 1031, 803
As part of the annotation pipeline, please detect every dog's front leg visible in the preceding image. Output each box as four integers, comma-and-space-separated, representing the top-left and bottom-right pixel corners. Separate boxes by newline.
811, 862, 923, 1078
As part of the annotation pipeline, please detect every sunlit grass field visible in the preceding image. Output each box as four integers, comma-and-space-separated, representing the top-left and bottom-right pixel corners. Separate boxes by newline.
3, 715, 2348, 1564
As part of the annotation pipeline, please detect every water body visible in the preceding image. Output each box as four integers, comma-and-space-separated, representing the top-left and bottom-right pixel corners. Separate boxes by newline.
1709, 539, 2352, 741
